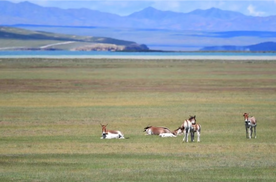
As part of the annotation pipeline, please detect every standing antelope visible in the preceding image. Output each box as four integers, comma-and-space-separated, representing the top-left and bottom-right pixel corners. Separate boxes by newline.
243, 113, 257, 139
182, 115, 196, 143
100, 124, 125, 139
190, 123, 201, 142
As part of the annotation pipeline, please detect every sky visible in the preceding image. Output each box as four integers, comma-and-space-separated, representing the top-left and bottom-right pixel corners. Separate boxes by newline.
6, 0, 276, 17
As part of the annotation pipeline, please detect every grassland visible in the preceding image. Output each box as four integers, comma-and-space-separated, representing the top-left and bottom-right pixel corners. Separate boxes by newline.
0, 58, 276, 182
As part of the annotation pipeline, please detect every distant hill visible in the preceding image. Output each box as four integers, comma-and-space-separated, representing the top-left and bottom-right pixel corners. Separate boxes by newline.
247, 42, 276, 51
200, 42, 276, 51
0, 26, 149, 51
1, 1, 276, 31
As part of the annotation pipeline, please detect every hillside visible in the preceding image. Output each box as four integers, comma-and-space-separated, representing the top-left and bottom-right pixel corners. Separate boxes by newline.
0, 26, 149, 51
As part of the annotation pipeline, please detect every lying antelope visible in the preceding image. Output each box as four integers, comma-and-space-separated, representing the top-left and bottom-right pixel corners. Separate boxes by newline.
100, 124, 125, 139
172, 127, 183, 136
243, 113, 257, 139
144, 126, 171, 135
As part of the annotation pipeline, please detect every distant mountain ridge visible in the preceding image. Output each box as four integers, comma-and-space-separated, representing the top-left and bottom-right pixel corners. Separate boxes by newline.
187, 7, 246, 19
200, 42, 276, 51
1, 1, 276, 31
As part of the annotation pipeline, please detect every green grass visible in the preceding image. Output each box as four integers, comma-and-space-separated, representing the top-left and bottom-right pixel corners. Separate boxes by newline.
0, 58, 276, 181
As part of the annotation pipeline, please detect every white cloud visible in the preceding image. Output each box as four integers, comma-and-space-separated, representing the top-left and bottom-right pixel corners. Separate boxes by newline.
247, 4, 265, 16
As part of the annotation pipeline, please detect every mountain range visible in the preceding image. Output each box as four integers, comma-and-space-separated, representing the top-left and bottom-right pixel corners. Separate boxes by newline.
200, 42, 276, 51
1, 1, 276, 31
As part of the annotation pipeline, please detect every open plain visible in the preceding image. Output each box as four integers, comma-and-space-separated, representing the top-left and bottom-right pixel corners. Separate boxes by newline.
0, 58, 276, 181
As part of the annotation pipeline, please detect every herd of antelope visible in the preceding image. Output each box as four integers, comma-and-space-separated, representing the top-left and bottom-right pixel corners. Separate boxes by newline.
100, 112, 257, 142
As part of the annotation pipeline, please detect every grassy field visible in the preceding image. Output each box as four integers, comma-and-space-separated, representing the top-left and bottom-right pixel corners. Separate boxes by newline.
0, 58, 276, 182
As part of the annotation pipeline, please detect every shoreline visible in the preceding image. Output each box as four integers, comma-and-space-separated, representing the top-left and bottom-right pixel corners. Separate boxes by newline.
1, 55, 276, 60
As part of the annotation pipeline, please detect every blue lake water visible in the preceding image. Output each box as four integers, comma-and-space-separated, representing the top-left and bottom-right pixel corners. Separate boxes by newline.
0, 51, 276, 60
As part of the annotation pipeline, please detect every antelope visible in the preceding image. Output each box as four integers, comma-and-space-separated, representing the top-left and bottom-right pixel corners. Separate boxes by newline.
144, 126, 172, 135
182, 115, 196, 142
100, 124, 125, 139
243, 113, 257, 139
190, 123, 201, 142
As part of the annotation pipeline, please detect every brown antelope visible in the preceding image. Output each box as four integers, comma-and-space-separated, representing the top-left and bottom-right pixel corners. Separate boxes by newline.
144, 126, 171, 135
181, 115, 196, 142
159, 126, 187, 137
100, 124, 125, 139
190, 123, 201, 142
172, 127, 183, 136
243, 113, 257, 139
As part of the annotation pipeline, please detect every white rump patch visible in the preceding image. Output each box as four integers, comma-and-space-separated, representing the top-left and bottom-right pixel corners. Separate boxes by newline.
159, 133, 176, 138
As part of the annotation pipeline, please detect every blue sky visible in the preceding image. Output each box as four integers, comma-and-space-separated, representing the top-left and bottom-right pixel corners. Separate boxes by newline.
7, 0, 276, 16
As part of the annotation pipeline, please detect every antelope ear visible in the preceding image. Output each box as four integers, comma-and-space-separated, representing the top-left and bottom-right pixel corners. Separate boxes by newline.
194, 115, 196, 118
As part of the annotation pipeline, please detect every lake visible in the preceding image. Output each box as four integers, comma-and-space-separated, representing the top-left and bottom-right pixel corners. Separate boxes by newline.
0, 51, 276, 60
